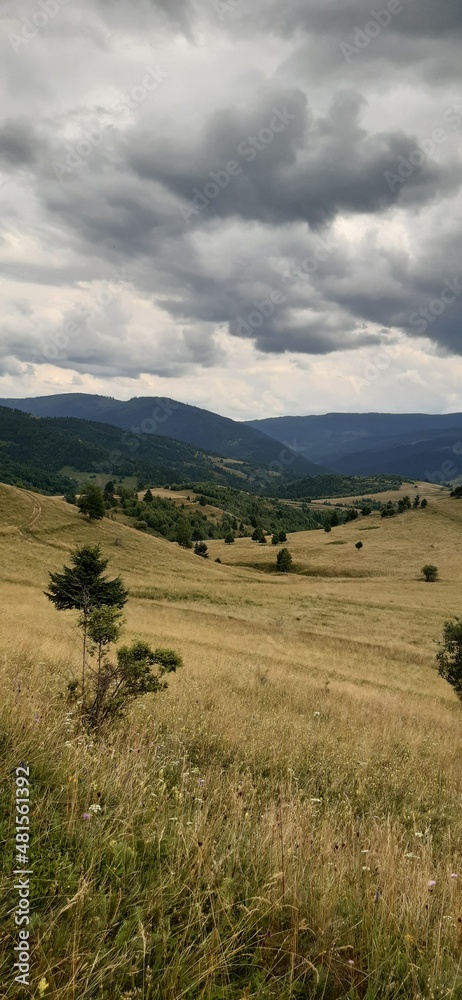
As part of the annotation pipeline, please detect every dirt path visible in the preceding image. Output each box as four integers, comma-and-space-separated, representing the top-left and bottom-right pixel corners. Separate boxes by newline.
17, 490, 42, 536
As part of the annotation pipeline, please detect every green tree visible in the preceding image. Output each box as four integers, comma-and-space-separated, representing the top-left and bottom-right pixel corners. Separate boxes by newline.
421, 498, 428, 508
78, 482, 106, 521
276, 548, 292, 573
224, 532, 235, 544
143, 489, 154, 503
194, 542, 209, 558
422, 564, 438, 582
355, 541, 363, 551
176, 518, 193, 549
46, 545, 128, 706
437, 618, 462, 701
84, 635, 182, 729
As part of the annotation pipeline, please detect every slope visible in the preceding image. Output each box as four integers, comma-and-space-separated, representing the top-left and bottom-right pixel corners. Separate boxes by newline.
0, 393, 325, 475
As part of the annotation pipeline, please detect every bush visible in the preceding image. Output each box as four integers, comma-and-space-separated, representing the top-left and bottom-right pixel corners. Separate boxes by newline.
437, 618, 462, 700
276, 548, 292, 573
422, 564, 438, 582
355, 541, 363, 551
224, 533, 235, 544
194, 542, 209, 559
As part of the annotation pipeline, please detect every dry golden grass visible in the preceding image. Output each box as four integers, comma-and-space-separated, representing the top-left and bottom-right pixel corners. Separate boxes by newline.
1, 483, 461, 999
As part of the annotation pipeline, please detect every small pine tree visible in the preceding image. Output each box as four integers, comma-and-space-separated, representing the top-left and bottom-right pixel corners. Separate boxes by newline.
143, 489, 154, 503
355, 541, 363, 551
422, 564, 438, 582
224, 532, 235, 544
421, 499, 428, 508
194, 542, 209, 558
176, 518, 193, 549
276, 548, 292, 573
46, 546, 128, 707
78, 483, 106, 521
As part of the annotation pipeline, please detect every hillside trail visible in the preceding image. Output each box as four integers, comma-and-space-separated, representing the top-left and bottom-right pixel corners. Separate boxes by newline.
16, 489, 43, 536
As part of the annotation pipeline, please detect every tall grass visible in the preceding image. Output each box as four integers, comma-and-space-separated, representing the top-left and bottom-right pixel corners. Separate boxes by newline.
0, 484, 461, 998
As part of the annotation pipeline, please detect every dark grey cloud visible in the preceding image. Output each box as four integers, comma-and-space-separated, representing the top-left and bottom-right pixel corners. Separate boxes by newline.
0, 0, 461, 392
0, 119, 41, 166
127, 88, 460, 228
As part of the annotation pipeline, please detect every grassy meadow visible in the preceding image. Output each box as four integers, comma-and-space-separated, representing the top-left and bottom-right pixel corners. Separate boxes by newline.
1, 483, 461, 999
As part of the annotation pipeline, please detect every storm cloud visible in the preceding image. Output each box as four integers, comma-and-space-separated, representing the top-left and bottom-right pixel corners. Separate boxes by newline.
0, 0, 461, 414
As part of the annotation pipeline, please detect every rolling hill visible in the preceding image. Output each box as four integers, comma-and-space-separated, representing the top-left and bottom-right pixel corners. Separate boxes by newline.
248, 411, 462, 480
0, 394, 325, 477
1, 481, 461, 996
0, 404, 286, 495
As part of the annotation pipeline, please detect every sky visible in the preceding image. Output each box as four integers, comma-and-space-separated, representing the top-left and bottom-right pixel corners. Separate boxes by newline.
1, 0, 462, 420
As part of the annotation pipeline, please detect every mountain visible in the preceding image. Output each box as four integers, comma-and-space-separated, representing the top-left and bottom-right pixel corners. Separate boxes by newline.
247, 412, 462, 480
0, 394, 325, 477
0, 405, 295, 495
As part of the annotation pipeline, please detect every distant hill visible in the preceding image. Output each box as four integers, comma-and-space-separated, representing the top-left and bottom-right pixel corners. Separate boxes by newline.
0, 394, 325, 477
0, 405, 290, 495
247, 412, 462, 481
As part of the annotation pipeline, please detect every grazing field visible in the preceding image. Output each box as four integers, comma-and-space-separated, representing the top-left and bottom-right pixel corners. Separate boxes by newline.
1, 483, 461, 999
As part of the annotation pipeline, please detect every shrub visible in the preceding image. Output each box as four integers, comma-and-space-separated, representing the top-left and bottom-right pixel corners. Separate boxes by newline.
437, 618, 462, 700
276, 548, 292, 573
224, 533, 235, 544
77, 483, 106, 521
355, 541, 363, 551
176, 518, 193, 549
422, 564, 438, 582
194, 542, 209, 558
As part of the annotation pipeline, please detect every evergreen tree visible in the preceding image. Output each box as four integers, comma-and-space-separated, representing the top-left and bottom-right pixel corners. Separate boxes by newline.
78, 482, 106, 521
46, 545, 128, 706
276, 548, 292, 573
176, 518, 193, 549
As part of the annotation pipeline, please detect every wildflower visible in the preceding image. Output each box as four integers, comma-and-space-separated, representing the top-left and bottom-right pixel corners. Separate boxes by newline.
88, 803, 102, 814
450, 873, 459, 879
313, 711, 321, 717
374, 890, 381, 903
38, 977, 49, 996
199, 779, 205, 786
362, 866, 371, 871
81, 813, 91, 821
428, 880, 436, 888
347, 959, 354, 966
